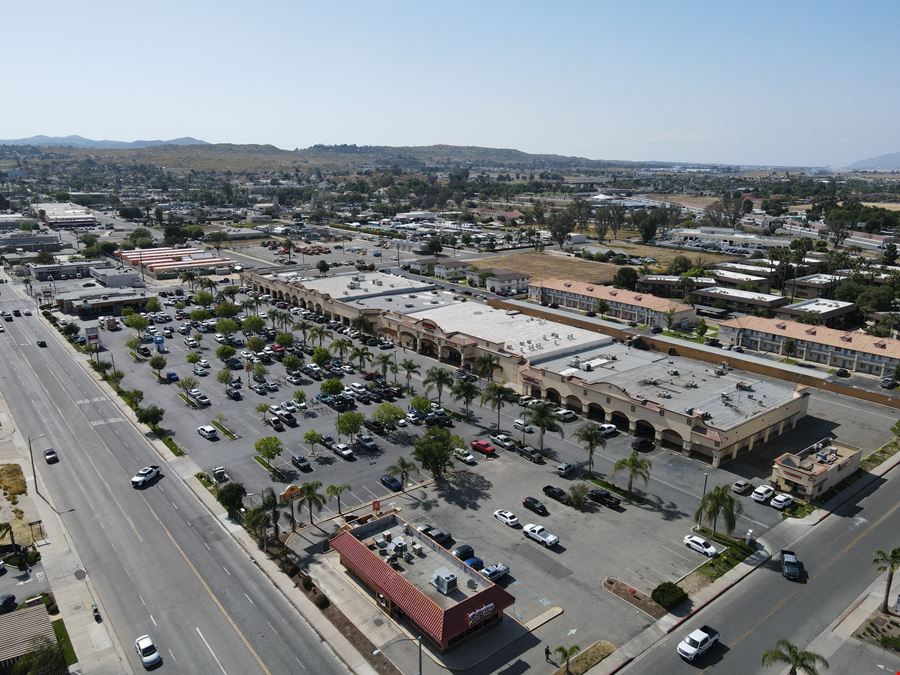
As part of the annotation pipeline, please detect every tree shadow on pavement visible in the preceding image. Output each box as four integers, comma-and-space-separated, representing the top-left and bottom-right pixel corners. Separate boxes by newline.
434, 470, 493, 511
635, 493, 689, 521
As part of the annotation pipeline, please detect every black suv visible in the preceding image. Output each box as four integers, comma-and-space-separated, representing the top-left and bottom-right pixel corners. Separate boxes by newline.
364, 419, 385, 435
587, 488, 621, 508
542, 485, 569, 504
632, 438, 655, 452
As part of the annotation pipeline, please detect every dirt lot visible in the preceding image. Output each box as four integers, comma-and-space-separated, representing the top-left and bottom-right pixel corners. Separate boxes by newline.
640, 194, 719, 210
474, 251, 619, 282
610, 242, 737, 266
863, 202, 900, 211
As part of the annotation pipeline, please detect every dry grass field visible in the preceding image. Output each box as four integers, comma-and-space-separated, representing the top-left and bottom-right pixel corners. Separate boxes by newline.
611, 241, 737, 265
862, 202, 900, 211
641, 193, 719, 210
474, 251, 619, 282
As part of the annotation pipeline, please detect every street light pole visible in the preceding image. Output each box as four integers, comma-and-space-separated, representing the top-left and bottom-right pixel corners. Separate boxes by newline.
373, 634, 422, 675
28, 433, 46, 501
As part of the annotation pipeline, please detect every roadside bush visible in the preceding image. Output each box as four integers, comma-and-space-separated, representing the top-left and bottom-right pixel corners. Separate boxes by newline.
651, 581, 687, 610
880, 635, 900, 652
313, 592, 330, 610
300, 575, 314, 591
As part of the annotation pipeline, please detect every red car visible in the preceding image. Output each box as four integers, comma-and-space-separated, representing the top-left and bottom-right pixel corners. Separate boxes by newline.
470, 440, 495, 456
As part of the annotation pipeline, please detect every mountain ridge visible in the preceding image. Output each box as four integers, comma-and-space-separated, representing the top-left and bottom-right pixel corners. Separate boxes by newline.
848, 151, 900, 171
0, 134, 209, 149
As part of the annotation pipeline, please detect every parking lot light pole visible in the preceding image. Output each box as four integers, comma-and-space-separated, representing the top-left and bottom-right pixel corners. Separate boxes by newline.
696, 472, 709, 526
28, 433, 47, 500
373, 634, 422, 675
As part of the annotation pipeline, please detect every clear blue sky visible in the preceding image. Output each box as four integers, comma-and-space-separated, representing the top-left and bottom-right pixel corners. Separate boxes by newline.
7, 1, 899, 167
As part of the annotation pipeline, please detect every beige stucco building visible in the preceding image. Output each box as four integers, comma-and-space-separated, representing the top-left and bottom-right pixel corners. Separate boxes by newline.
770, 440, 861, 501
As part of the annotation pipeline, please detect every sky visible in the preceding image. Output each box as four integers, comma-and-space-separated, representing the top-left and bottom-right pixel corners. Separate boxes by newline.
6, 1, 900, 167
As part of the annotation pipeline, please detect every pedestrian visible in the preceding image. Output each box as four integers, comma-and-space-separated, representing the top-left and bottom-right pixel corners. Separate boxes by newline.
545, 646, 551, 662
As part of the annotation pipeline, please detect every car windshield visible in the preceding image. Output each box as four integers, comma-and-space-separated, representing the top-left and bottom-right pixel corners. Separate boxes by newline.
685, 637, 700, 648
141, 644, 157, 656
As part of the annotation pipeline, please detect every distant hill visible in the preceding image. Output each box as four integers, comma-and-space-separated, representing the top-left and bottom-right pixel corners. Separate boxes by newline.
0, 134, 209, 149
848, 151, 900, 171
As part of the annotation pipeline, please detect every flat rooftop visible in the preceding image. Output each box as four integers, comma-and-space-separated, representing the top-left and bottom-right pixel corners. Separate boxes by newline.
693, 286, 788, 303
261, 270, 431, 299
345, 514, 492, 609
711, 269, 767, 282
539, 342, 800, 431
780, 298, 854, 315
794, 273, 845, 286
411, 303, 611, 358
353, 288, 459, 314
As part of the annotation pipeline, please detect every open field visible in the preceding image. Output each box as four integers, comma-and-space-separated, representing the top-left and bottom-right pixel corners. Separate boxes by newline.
474, 251, 619, 282
862, 202, 900, 211
641, 193, 719, 210
610, 241, 737, 265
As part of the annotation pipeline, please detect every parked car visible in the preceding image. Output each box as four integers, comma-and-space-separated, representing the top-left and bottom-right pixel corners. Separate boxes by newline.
134, 634, 162, 668
493, 509, 518, 527
632, 438, 655, 452
470, 439, 495, 456
43, 448, 59, 463
523, 523, 559, 547
197, 425, 218, 440
489, 434, 516, 450
454, 447, 476, 464
0, 594, 16, 613
522, 496, 548, 516
291, 455, 311, 472
598, 423, 617, 436
333, 443, 354, 460
417, 525, 451, 545
770, 493, 794, 510
481, 562, 510, 582
513, 419, 534, 433
380, 474, 403, 491
731, 479, 752, 495
587, 488, 621, 508
752, 484, 776, 503
464, 557, 484, 571
542, 485, 569, 504
451, 544, 475, 560
683, 534, 719, 557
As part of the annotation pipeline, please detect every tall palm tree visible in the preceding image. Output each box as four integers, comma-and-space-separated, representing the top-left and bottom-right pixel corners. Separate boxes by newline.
300, 481, 326, 525
375, 353, 396, 381
399, 358, 420, 391
613, 451, 652, 496
350, 346, 373, 371
331, 338, 353, 360
451, 378, 478, 414
309, 325, 329, 347
350, 315, 373, 334
293, 320, 313, 345
387, 456, 417, 491
694, 484, 743, 535
472, 353, 501, 382
873, 547, 900, 613
572, 423, 607, 476
760, 639, 829, 675
275, 311, 294, 332
481, 382, 516, 431
240, 298, 257, 317
267, 308, 287, 330
243, 507, 271, 548
179, 270, 197, 291
423, 366, 454, 406
326, 484, 352, 515
555, 644, 580, 675
525, 401, 563, 454
260, 487, 280, 541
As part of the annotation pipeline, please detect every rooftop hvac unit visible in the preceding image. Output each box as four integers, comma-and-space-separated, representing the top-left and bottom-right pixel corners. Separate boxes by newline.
430, 568, 458, 595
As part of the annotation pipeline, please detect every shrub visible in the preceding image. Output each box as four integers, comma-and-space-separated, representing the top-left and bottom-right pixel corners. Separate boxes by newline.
313, 592, 330, 610
880, 635, 900, 652
301, 575, 314, 591
651, 581, 687, 610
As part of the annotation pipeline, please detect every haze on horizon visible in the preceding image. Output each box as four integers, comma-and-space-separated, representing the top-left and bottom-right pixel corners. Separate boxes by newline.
7, 0, 899, 168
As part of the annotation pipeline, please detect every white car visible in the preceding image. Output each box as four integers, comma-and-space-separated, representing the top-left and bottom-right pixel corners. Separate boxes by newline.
333, 443, 354, 459
197, 425, 218, 440
280, 401, 297, 413
489, 434, 516, 450
770, 493, 794, 510
683, 534, 718, 557
193, 365, 209, 376
213, 333, 226, 343
493, 509, 519, 527
598, 423, 618, 436
751, 484, 776, 503
197, 358, 210, 368
513, 419, 534, 433
241, 350, 253, 360
134, 634, 162, 668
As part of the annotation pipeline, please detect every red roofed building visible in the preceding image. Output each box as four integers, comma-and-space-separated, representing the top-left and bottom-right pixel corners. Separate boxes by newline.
330, 515, 515, 652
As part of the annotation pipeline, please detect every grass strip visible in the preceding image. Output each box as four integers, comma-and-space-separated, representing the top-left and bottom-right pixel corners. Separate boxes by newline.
585, 474, 645, 504
210, 420, 238, 440
52, 618, 77, 666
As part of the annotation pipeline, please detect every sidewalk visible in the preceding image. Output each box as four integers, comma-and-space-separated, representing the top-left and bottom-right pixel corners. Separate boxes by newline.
590, 447, 900, 674
0, 392, 131, 674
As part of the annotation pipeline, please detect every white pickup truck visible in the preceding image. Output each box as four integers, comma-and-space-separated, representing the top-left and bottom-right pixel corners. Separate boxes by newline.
523, 524, 559, 548
677, 625, 719, 661
131, 465, 160, 488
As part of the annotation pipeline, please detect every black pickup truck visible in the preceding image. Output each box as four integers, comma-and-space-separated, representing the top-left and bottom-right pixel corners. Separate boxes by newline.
780, 549, 803, 581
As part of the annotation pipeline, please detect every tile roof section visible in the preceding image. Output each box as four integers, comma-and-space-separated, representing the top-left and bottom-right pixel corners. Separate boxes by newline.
531, 279, 692, 313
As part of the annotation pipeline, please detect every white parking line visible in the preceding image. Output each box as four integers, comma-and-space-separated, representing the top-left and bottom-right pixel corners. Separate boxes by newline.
222, 566, 231, 576
362, 485, 380, 499
196, 627, 228, 675
168, 649, 177, 663
295, 656, 307, 669
347, 490, 366, 505
244, 592, 255, 605
204, 541, 211, 551
150, 613, 157, 626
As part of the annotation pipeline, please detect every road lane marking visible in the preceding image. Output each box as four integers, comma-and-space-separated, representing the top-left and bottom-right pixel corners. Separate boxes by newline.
244, 592, 255, 605
172, 502, 179, 510
150, 614, 157, 626
204, 541, 211, 551
140, 595, 146, 606
222, 566, 231, 576
196, 627, 228, 675
168, 649, 176, 663
295, 657, 306, 669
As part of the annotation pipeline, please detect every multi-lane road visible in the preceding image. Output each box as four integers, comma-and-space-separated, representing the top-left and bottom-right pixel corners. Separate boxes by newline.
0, 289, 345, 673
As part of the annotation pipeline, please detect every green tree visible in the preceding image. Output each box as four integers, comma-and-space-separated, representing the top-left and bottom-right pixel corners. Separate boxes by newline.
373, 403, 405, 428
568, 483, 589, 510
472, 353, 501, 382
555, 644, 581, 675
309, 325, 330, 346
136, 404, 165, 427
613, 266, 639, 290
326, 483, 351, 514
704, 191, 745, 229
375, 353, 397, 381
243, 315, 264, 334
121, 389, 144, 410
873, 547, 900, 613
399, 358, 421, 391
194, 290, 215, 309
613, 451, 652, 496
124, 314, 150, 335
693, 484, 743, 534
423, 366, 453, 406
321, 378, 343, 396
300, 480, 326, 524
148, 354, 167, 372
696, 318, 709, 338
317, 259, 330, 276
216, 344, 236, 362
186, 351, 201, 365
107, 370, 125, 390
409, 395, 432, 415
11, 635, 67, 675
252, 363, 269, 381
386, 456, 417, 491
330, 338, 352, 359
144, 297, 162, 313
255, 436, 284, 465
548, 209, 575, 249
481, 382, 516, 430
243, 506, 271, 547
176, 376, 198, 397
525, 401, 563, 454
336, 411, 365, 440
572, 423, 607, 476
881, 242, 898, 266
293, 319, 313, 344
312, 347, 332, 367
760, 639, 829, 675
217, 368, 232, 390
413, 426, 454, 479
217, 317, 239, 338
293, 389, 307, 406
451, 378, 478, 414
304, 429, 323, 453
350, 346, 373, 370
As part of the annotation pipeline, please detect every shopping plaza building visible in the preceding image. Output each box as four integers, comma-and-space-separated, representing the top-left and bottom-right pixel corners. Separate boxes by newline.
244, 268, 809, 467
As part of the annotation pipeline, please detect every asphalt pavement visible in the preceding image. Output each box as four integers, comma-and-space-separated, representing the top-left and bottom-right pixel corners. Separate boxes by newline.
0, 288, 346, 674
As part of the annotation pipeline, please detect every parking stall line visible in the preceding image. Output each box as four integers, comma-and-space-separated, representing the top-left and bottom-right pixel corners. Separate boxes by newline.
347, 490, 366, 505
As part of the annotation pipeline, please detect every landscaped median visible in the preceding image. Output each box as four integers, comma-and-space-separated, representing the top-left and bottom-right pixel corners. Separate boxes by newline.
686, 527, 756, 585
551, 639, 616, 675
253, 455, 285, 480
210, 419, 238, 440
585, 474, 645, 505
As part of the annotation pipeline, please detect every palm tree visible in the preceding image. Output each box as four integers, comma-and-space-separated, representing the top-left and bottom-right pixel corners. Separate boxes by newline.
472, 353, 501, 382
760, 639, 829, 675
613, 451, 652, 496
873, 547, 900, 613
572, 423, 607, 476
260, 487, 281, 542
300, 481, 326, 524
451, 378, 478, 414
375, 353, 397, 381
350, 346, 373, 370
694, 484, 743, 535
350, 315, 373, 334
399, 358, 420, 392
423, 366, 454, 406
555, 644, 580, 675
243, 507, 271, 548
293, 320, 313, 345
331, 338, 353, 360
326, 484, 352, 514
481, 382, 516, 431
387, 456, 417, 491
309, 325, 329, 347
179, 270, 197, 291
267, 308, 287, 330
525, 401, 563, 454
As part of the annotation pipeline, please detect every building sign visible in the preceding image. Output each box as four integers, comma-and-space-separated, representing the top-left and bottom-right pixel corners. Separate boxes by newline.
421, 320, 438, 334
467, 603, 495, 625
372, 500, 380, 512
85, 326, 100, 345
280, 484, 303, 502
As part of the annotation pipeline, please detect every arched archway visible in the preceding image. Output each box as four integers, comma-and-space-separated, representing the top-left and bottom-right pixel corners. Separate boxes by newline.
544, 388, 561, 404
660, 428, 684, 451
564, 395, 583, 413
314, 303, 323, 314
399, 331, 417, 350
586, 403, 605, 422
609, 411, 629, 431
529, 385, 542, 399
634, 419, 656, 439
419, 337, 438, 358
291, 294, 299, 306
441, 345, 462, 366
